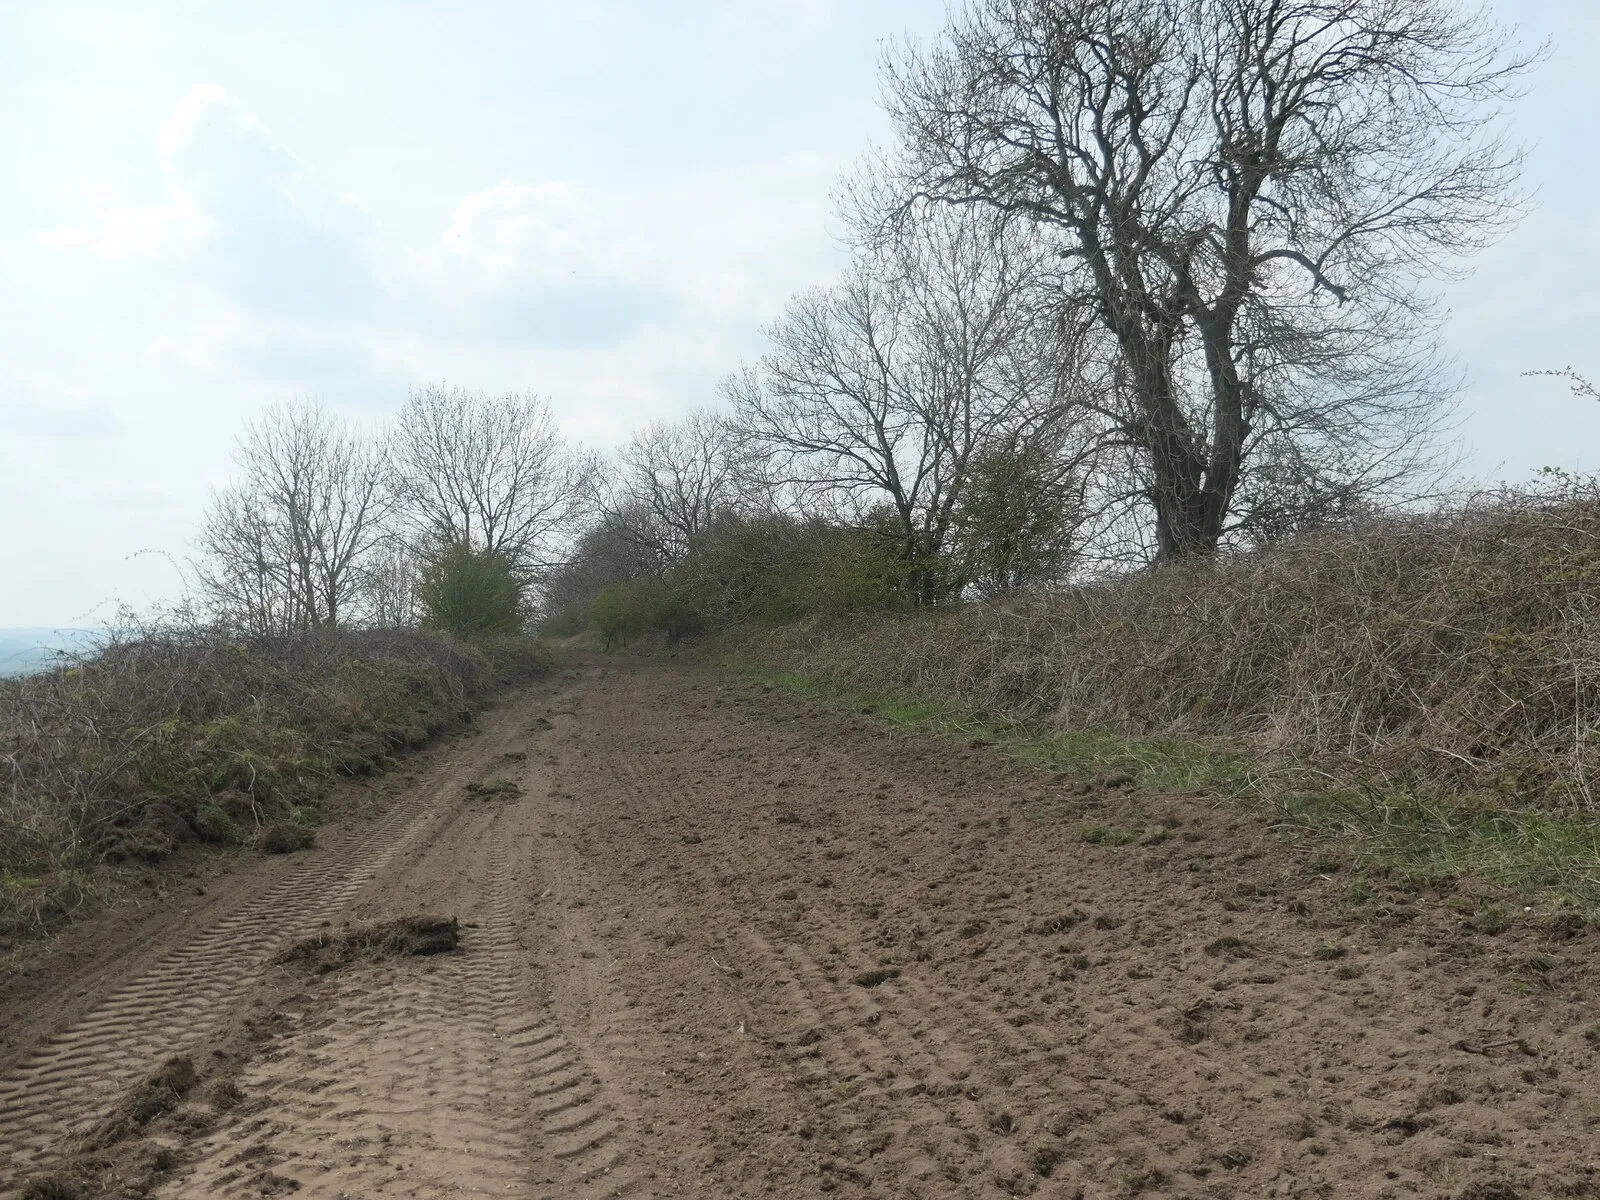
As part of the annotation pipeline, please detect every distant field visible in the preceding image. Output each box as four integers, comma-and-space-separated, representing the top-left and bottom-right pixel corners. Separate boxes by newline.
0, 629, 97, 677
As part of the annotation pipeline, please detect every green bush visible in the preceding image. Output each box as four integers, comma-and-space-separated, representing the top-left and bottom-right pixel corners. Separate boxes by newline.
591, 583, 650, 649
541, 509, 913, 642
416, 541, 527, 636
675, 513, 908, 627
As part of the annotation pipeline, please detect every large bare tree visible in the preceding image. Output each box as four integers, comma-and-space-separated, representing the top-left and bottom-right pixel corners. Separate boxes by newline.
881, 0, 1537, 558
197, 399, 389, 635
391, 385, 589, 575
727, 207, 1091, 602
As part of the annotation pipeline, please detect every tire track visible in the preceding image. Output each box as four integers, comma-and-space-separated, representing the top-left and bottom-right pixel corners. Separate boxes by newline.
163, 809, 537, 1197
159, 741, 645, 1200
577, 681, 1151, 1195
0, 705, 537, 1185
594, 750, 1012, 1195
0, 798, 440, 1180
514, 727, 655, 1199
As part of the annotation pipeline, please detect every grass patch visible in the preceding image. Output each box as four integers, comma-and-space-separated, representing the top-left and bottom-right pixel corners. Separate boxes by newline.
1277, 788, 1600, 913
732, 662, 1249, 796
193, 803, 246, 846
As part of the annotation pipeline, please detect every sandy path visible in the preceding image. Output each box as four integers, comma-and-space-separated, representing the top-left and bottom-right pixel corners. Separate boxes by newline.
3, 654, 1598, 1199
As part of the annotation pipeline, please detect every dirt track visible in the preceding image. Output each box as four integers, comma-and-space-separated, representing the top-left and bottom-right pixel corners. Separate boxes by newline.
3, 654, 1599, 1199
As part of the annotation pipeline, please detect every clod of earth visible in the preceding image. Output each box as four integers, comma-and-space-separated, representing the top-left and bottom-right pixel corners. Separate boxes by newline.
277, 916, 460, 972
257, 821, 315, 854
85, 1055, 198, 1149
852, 967, 901, 988
1204, 935, 1255, 958
465, 778, 521, 798
19, 1180, 81, 1200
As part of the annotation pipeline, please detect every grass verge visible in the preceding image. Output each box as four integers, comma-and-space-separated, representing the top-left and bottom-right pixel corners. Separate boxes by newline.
734, 661, 1250, 795
729, 657, 1600, 916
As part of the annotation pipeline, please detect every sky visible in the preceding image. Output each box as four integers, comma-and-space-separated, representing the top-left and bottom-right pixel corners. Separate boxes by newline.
0, 0, 1597, 628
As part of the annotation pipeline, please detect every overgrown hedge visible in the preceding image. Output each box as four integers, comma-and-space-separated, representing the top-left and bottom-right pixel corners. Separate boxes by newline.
0, 626, 550, 930
746, 484, 1600, 810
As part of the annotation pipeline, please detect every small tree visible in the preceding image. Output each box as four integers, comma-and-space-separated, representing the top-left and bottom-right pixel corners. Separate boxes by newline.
415, 541, 526, 636
590, 584, 649, 650
951, 429, 1082, 596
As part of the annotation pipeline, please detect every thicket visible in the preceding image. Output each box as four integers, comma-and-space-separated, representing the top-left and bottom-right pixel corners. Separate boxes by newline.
750, 483, 1600, 810
0, 625, 549, 932
545, 508, 917, 642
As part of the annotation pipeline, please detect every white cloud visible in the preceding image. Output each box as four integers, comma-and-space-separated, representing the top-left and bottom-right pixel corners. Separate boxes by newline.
36, 201, 192, 259
407, 179, 671, 346
41, 86, 381, 321
713, 0, 837, 37
436, 180, 613, 290
0, 363, 123, 440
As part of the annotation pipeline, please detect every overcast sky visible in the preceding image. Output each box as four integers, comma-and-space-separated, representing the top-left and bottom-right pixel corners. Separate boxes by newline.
1, 0, 1597, 628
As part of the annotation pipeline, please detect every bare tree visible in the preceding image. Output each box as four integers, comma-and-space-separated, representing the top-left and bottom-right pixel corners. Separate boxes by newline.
602, 409, 754, 564
881, 0, 1537, 559
392, 385, 589, 576
197, 399, 389, 635
363, 535, 421, 628
727, 207, 1090, 602
197, 487, 297, 637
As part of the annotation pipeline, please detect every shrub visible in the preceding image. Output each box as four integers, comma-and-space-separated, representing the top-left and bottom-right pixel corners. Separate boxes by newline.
416, 541, 527, 635
649, 589, 706, 643
676, 513, 909, 627
591, 583, 650, 649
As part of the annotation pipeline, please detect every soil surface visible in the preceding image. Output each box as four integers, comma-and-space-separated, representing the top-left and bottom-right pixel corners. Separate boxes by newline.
3, 654, 1599, 1199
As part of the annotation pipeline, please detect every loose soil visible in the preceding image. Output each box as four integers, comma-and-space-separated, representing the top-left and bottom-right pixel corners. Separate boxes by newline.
3, 655, 1598, 1199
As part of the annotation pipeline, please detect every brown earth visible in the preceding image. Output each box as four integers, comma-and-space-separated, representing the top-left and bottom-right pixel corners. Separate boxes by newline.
3, 654, 1599, 1199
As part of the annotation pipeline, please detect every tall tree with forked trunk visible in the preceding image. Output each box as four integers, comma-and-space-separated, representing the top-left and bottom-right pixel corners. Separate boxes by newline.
880, 0, 1537, 558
